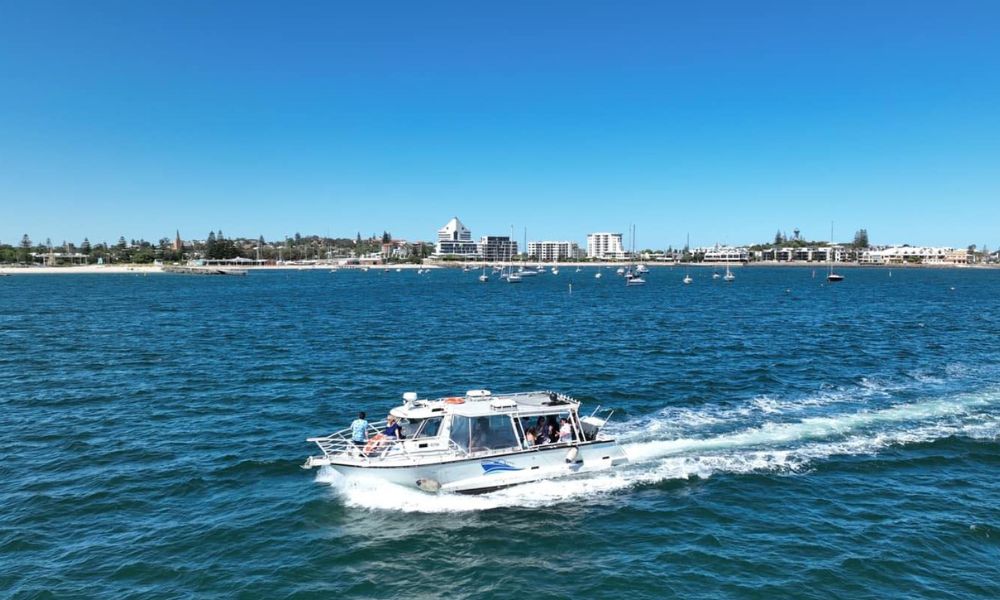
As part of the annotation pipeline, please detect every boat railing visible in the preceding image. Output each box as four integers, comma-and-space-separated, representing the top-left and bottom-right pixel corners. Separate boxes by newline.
308, 420, 467, 464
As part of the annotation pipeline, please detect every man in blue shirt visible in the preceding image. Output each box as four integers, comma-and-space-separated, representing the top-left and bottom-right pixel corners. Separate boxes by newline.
350, 411, 368, 447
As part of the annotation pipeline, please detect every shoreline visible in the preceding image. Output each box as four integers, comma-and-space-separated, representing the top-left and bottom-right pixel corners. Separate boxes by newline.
1, 261, 996, 275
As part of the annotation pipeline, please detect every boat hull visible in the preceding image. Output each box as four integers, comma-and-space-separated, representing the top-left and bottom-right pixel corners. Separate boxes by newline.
323, 440, 628, 494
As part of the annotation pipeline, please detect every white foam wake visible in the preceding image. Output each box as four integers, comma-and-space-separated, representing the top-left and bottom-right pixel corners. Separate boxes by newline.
316, 389, 1000, 513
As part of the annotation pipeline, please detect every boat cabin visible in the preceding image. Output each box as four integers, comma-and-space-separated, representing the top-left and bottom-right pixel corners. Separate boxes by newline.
305, 390, 613, 469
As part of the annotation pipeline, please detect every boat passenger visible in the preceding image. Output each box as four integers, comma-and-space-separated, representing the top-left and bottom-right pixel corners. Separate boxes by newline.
534, 417, 551, 444
545, 416, 560, 443
384, 415, 403, 441
472, 417, 491, 451
350, 411, 368, 447
524, 428, 536, 448
558, 417, 573, 443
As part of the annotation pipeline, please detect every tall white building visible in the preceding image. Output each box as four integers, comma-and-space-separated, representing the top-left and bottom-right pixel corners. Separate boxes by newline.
527, 241, 582, 262
586, 232, 625, 260
433, 217, 480, 257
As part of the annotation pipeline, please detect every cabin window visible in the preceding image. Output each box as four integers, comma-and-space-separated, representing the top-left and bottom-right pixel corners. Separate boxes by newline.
449, 416, 471, 451
470, 415, 519, 452
415, 417, 442, 439
520, 413, 576, 444
400, 418, 443, 439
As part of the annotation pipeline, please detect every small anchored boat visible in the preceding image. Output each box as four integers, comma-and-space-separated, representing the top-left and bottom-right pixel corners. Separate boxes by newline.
303, 390, 627, 494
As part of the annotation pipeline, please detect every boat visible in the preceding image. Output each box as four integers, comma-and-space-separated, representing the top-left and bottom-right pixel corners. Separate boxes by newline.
624, 225, 646, 286
683, 234, 693, 284
551, 267, 559, 275
616, 267, 625, 276
303, 390, 628, 494
575, 267, 582, 273
595, 272, 603, 279
723, 263, 735, 282
502, 225, 522, 283
712, 270, 720, 280
635, 264, 649, 274
478, 260, 489, 282
827, 222, 844, 282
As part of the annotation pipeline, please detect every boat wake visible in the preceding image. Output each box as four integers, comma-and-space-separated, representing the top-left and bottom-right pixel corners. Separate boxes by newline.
316, 385, 1000, 513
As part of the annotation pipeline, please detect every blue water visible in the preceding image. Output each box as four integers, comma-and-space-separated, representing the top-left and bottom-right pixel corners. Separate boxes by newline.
2, 267, 998, 598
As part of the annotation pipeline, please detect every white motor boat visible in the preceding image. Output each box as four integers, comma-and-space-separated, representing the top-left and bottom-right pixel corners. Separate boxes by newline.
635, 264, 649, 274
595, 272, 603, 279
304, 390, 628, 494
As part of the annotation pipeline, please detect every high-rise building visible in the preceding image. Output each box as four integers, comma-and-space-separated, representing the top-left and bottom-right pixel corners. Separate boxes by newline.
479, 236, 518, 262
433, 217, 480, 257
527, 241, 582, 261
586, 232, 625, 260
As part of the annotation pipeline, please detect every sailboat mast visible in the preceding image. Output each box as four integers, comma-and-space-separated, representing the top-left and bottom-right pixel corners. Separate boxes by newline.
829, 221, 834, 275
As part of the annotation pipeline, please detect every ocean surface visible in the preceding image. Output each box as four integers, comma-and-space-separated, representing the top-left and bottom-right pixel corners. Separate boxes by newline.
2, 266, 998, 599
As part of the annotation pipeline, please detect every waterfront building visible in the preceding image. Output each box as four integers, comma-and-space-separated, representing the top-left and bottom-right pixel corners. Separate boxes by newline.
587, 232, 625, 260
527, 241, 582, 262
381, 240, 411, 260
29, 252, 89, 265
701, 245, 750, 263
861, 246, 969, 265
753, 245, 848, 263
433, 217, 480, 258
478, 236, 518, 262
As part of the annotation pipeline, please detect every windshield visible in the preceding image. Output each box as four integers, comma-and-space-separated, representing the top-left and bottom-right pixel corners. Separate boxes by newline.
400, 417, 443, 439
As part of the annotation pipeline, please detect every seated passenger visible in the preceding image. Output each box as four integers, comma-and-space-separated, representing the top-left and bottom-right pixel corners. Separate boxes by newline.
472, 417, 491, 451
534, 417, 551, 444
524, 427, 536, 448
384, 415, 403, 441
545, 417, 560, 443
558, 417, 573, 443
364, 415, 402, 455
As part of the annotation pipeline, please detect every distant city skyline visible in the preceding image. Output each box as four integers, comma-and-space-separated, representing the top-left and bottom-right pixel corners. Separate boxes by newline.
2, 2, 999, 248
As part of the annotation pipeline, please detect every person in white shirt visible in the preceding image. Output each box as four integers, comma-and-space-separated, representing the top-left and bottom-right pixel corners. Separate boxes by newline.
558, 417, 573, 443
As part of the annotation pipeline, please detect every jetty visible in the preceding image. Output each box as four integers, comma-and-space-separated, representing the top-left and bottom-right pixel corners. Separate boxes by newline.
162, 265, 247, 276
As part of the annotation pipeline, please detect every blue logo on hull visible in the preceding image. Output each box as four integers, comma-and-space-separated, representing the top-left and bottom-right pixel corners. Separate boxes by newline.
481, 459, 523, 474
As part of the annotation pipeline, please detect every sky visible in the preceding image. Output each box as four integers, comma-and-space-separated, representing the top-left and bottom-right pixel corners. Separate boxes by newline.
1, 0, 999, 249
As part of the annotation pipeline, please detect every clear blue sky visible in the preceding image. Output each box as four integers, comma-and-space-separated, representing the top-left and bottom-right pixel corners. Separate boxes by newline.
2, 1, 998, 249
